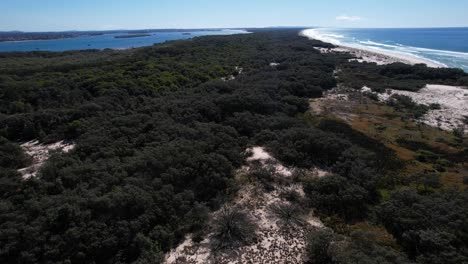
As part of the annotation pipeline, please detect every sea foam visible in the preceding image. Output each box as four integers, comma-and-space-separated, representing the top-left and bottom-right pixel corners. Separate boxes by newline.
301, 28, 468, 71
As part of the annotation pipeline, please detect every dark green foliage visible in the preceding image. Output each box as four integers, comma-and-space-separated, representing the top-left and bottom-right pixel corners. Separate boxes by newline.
376, 188, 468, 263
339, 61, 468, 92
429, 103, 441, 110
303, 174, 370, 221
416, 173, 442, 189
396, 137, 465, 165
0, 136, 30, 170
305, 229, 336, 264
318, 119, 402, 171
305, 229, 412, 264
387, 94, 429, 119
269, 127, 352, 167
0, 29, 466, 263
329, 231, 414, 264
0, 30, 345, 263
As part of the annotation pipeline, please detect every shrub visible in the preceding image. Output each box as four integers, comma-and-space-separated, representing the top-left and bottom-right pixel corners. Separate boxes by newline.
429, 103, 441, 110
305, 229, 336, 264
269, 202, 303, 227
212, 206, 257, 249
303, 174, 370, 221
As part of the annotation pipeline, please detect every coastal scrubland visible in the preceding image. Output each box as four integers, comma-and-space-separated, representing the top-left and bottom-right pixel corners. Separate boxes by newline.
0, 29, 467, 263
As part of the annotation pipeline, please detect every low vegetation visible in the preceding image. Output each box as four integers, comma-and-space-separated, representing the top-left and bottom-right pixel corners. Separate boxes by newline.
212, 206, 257, 249
0, 29, 466, 263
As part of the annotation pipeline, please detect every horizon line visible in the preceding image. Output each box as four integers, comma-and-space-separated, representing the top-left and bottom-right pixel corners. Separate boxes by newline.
2, 26, 468, 33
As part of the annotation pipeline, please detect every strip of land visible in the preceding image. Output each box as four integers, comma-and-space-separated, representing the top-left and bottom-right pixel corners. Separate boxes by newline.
300, 29, 445, 68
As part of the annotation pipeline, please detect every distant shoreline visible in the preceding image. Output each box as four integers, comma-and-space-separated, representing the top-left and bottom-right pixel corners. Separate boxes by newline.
0, 33, 103, 43
343, 46, 444, 68
0, 28, 235, 43
114, 34, 151, 39
0, 29, 250, 52
300, 29, 446, 68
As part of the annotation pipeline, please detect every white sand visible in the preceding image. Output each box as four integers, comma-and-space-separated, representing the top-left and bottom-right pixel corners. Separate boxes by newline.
221, 66, 243, 81
247, 146, 274, 161
246, 146, 293, 177
363, 85, 468, 132
301, 29, 445, 68
164, 147, 326, 264
18, 140, 75, 179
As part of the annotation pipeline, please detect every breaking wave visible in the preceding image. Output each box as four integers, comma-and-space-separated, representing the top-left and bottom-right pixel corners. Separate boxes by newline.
301, 28, 468, 71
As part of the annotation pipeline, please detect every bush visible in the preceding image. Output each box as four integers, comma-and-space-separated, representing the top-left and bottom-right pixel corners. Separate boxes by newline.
269, 202, 303, 227
429, 103, 441, 110
303, 174, 370, 221
305, 229, 336, 264
387, 94, 429, 119
305, 229, 413, 264
212, 206, 257, 249
329, 230, 413, 264
376, 188, 468, 263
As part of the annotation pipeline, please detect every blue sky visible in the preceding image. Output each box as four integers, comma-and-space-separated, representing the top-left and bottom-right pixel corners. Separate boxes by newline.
1, 0, 468, 31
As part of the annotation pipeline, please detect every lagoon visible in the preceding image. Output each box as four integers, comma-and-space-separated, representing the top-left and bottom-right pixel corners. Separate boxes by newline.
0, 29, 248, 52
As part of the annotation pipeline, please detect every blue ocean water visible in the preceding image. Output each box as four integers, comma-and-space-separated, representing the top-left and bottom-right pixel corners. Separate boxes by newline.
0, 29, 248, 52
305, 28, 468, 72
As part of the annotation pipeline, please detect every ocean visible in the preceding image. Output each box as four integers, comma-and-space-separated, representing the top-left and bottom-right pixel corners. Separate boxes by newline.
0, 29, 248, 52
303, 28, 468, 72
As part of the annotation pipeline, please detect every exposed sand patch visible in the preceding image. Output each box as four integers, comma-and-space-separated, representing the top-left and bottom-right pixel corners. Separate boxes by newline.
221, 66, 243, 81
18, 140, 75, 179
164, 147, 326, 264
246, 146, 293, 177
309, 88, 357, 122
363, 85, 468, 132
311, 168, 330, 178
164, 235, 212, 264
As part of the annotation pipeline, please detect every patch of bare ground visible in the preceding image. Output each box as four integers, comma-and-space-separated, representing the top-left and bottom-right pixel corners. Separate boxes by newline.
18, 140, 75, 179
164, 147, 329, 264
221, 66, 243, 81
362, 85, 468, 133
309, 87, 359, 122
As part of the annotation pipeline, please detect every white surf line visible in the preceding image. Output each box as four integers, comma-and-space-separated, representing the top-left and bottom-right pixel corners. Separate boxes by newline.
300, 28, 446, 68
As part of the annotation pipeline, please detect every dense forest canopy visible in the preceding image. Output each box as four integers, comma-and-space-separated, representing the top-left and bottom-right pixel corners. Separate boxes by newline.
0, 29, 467, 264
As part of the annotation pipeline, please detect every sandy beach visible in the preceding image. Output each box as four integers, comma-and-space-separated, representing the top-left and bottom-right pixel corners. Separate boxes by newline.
300, 29, 446, 68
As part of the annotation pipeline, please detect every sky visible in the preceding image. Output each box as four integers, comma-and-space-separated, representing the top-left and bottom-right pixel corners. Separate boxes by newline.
1, 0, 468, 31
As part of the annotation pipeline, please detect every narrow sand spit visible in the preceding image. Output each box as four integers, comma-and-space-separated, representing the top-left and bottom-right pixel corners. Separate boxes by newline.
300, 29, 444, 68
362, 85, 468, 132
164, 147, 328, 264
18, 140, 75, 179
312, 46, 442, 67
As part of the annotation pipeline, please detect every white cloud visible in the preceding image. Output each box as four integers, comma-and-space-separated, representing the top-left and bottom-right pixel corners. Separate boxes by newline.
99, 24, 120, 30
336, 15, 362, 22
